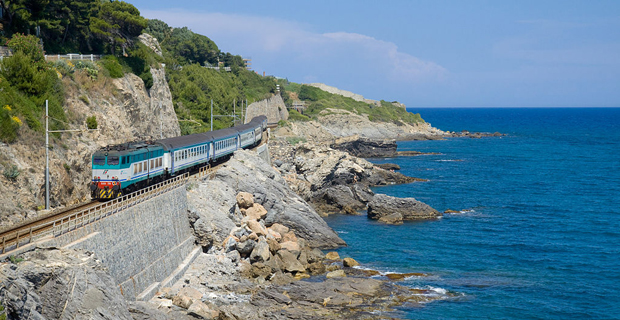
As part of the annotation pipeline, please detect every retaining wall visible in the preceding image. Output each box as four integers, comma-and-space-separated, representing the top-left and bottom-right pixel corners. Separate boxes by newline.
49, 187, 195, 300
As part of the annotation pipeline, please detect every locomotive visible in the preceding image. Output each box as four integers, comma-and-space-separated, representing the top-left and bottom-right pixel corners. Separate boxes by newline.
90, 115, 268, 199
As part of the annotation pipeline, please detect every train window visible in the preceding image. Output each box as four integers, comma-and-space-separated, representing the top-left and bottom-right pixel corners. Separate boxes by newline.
158, 158, 162, 167
134, 164, 137, 174
108, 156, 119, 165
93, 156, 105, 165
151, 159, 154, 168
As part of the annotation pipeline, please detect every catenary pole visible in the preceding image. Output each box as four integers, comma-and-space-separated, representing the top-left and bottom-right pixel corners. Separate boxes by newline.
210, 99, 213, 131
45, 100, 49, 210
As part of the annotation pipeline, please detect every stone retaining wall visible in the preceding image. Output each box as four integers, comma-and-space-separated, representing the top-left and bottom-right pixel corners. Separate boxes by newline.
49, 187, 195, 300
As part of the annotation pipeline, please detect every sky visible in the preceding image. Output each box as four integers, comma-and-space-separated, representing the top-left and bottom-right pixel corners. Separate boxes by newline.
131, 0, 620, 108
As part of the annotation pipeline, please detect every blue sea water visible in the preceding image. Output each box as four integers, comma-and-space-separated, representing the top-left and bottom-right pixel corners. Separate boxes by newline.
323, 108, 620, 319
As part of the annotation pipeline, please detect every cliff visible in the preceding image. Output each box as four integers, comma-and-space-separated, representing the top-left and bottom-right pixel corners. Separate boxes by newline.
0, 58, 179, 229
244, 94, 288, 124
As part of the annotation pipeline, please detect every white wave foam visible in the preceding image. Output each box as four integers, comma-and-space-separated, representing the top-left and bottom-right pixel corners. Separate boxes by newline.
336, 230, 349, 234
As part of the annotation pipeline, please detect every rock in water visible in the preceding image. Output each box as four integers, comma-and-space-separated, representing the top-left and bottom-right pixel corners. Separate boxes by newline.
330, 135, 398, 158
368, 194, 441, 221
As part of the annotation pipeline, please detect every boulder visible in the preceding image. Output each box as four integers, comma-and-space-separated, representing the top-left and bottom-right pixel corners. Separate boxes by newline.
368, 193, 441, 221
250, 262, 272, 279
277, 250, 306, 273
279, 241, 301, 256
266, 237, 281, 253
236, 239, 256, 257
250, 239, 271, 263
326, 270, 346, 279
375, 163, 400, 171
325, 252, 340, 260
330, 136, 398, 158
245, 203, 267, 220
236, 192, 254, 209
178, 287, 203, 301
269, 223, 289, 236
187, 300, 219, 319
343, 257, 360, 267
247, 220, 267, 236
172, 294, 193, 309
307, 262, 326, 275
282, 231, 298, 243
378, 212, 403, 225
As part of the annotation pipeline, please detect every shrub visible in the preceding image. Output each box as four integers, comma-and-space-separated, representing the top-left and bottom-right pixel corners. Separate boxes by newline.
79, 95, 90, 105
63, 163, 71, 173
286, 136, 307, 145
99, 56, 124, 78
86, 116, 98, 129
0, 105, 21, 143
288, 109, 310, 121
3, 165, 20, 181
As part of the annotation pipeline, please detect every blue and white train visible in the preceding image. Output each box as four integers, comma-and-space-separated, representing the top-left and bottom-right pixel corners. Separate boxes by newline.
90, 115, 268, 199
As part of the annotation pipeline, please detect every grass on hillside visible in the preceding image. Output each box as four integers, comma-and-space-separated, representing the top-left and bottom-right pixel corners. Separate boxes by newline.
282, 82, 424, 125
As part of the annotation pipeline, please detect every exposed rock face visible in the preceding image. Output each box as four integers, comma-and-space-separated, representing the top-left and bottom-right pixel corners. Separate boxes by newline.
269, 141, 423, 215
368, 193, 441, 221
277, 108, 447, 142
139, 33, 163, 57
244, 94, 288, 124
0, 248, 139, 320
0, 38, 179, 229
330, 135, 398, 158
187, 149, 345, 249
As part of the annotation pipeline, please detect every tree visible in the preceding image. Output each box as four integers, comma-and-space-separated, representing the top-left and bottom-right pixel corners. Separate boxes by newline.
89, 1, 146, 55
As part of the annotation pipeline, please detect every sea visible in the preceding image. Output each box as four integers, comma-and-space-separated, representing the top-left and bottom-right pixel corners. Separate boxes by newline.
323, 107, 620, 319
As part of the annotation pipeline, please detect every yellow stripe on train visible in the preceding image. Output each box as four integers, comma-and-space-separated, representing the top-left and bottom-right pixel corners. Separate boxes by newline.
98, 189, 115, 199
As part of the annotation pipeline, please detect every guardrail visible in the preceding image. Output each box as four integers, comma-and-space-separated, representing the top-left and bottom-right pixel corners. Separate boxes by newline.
0, 173, 188, 255
192, 164, 215, 180
45, 54, 103, 61
0, 53, 103, 62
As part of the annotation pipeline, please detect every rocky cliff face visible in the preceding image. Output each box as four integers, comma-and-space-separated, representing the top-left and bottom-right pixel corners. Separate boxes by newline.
188, 150, 345, 249
0, 60, 179, 229
244, 94, 288, 124
277, 108, 447, 142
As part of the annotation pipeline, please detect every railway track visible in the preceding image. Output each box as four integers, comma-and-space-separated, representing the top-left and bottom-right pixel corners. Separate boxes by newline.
0, 134, 270, 257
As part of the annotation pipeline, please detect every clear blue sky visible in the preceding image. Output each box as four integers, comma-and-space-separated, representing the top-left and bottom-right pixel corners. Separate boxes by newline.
132, 0, 620, 107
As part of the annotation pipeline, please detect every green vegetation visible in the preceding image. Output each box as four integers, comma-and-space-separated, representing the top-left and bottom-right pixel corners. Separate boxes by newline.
286, 136, 307, 145
283, 82, 424, 125
3, 164, 20, 181
0, 34, 66, 142
288, 108, 310, 121
0, 301, 6, 320
86, 115, 97, 129
8, 255, 23, 264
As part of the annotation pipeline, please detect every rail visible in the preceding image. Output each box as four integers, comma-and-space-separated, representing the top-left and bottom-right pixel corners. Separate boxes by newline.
192, 164, 216, 180
0, 173, 188, 255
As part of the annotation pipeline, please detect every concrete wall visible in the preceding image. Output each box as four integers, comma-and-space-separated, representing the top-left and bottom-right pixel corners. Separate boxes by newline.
49, 187, 196, 300
245, 94, 288, 124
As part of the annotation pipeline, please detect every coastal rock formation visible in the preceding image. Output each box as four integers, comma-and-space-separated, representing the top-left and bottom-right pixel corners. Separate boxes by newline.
0, 248, 148, 320
269, 141, 420, 215
187, 149, 345, 249
244, 94, 288, 124
368, 194, 441, 221
282, 108, 446, 141
330, 135, 398, 158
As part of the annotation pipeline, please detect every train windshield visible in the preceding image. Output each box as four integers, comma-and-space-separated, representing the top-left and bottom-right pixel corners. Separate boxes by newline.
107, 156, 119, 165
93, 156, 105, 165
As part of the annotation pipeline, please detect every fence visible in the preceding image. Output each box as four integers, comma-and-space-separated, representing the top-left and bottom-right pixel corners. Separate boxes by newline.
0, 173, 188, 255
45, 53, 103, 61
0, 53, 104, 62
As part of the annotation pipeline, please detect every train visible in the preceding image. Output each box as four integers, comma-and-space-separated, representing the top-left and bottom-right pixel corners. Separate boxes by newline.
89, 115, 268, 199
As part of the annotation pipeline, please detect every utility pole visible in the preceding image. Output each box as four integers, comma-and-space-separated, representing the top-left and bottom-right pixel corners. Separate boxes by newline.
45, 100, 98, 210
211, 99, 213, 131
45, 101, 49, 210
